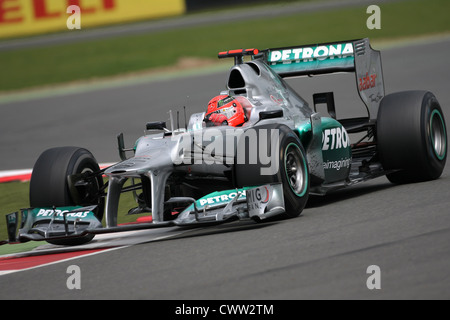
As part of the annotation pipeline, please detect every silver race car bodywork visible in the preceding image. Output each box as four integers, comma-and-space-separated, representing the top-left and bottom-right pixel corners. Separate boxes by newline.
103, 38, 383, 225
7, 38, 446, 245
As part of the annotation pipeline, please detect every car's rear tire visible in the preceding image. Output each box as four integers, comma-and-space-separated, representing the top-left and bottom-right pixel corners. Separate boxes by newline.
377, 91, 447, 183
30, 147, 104, 245
233, 124, 309, 218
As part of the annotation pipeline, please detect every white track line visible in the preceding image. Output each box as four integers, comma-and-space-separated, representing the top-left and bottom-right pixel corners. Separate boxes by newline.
0, 163, 115, 183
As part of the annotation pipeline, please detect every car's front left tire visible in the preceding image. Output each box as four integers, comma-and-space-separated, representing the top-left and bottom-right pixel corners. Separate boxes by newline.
30, 146, 104, 245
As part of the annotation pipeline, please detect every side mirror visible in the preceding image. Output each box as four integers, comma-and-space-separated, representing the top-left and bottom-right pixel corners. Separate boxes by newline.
146, 121, 167, 131
259, 109, 283, 120
117, 132, 134, 161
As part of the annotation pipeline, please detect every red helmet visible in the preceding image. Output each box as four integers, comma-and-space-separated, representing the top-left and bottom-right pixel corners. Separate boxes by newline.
204, 95, 247, 127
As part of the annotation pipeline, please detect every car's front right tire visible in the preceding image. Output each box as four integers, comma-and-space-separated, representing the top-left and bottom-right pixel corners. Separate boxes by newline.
233, 124, 309, 218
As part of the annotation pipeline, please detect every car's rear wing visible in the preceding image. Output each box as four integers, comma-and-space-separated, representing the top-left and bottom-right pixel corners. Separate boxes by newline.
263, 40, 355, 77
260, 38, 385, 121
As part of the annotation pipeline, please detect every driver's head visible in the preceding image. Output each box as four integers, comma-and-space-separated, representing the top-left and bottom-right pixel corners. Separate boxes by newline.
204, 95, 247, 127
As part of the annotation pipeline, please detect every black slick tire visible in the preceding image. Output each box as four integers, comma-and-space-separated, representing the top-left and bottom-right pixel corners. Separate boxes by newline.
29, 147, 104, 245
377, 91, 447, 183
233, 124, 309, 218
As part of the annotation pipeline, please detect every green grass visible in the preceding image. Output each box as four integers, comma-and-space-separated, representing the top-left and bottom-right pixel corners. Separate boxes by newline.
0, 181, 29, 246
0, 0, 449, 92
0, 181, 29, 221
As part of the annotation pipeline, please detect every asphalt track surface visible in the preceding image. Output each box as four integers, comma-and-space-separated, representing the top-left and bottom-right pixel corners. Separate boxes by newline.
0, 37, 450, 300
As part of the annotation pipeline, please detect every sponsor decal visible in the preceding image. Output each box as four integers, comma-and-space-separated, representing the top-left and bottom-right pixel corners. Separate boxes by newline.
269, 43, 354, 63
246, 185, 270, 213
36, 208, 90, 218
359, 72, 377, 91
369, 93, 383, 103
270, 94, 284, 105
322, 126, 349, 151
198, 190, 246, 207
323, 157, 351, 171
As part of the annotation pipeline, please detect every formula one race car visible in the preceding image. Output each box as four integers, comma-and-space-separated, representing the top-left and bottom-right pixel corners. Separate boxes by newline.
7, 38, 447, 246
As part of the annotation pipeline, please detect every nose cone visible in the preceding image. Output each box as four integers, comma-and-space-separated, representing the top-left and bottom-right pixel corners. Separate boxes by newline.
105, 135, 175, 177
105, 158, 151, 176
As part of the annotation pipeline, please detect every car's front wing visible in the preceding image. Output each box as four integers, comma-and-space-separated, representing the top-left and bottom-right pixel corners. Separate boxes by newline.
6, 183, 285, 243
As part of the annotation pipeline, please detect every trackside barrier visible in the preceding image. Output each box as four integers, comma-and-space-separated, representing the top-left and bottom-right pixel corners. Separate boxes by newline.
0, 0, 264, 39
0, 163, 114, 183
0, 0, 186, 39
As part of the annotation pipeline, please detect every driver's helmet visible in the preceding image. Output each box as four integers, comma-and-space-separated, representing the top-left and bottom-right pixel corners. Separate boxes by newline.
203, 95, 247, 127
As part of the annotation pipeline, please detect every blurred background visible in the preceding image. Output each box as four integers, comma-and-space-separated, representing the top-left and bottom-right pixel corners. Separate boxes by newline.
1, 0, 449, 93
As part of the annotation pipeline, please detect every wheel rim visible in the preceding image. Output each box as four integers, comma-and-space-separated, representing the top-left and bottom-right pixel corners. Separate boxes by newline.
285, 143, 307, 197
430, 109, 447, 161
78, 167, 97, 202
77, 167, 104, 218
